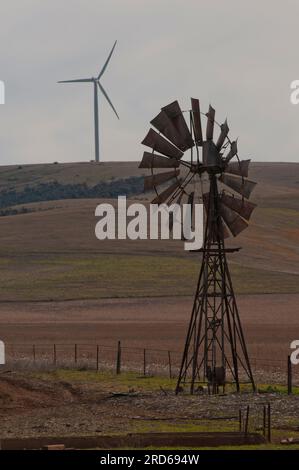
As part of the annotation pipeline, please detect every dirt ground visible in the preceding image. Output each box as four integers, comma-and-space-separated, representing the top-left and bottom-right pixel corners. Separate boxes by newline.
0, 293, 298, 361
0, 369, 299, 444
0, 293, 298, 444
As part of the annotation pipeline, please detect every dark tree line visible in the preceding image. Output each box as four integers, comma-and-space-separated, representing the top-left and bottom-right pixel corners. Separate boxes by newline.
0, 176, 144, 211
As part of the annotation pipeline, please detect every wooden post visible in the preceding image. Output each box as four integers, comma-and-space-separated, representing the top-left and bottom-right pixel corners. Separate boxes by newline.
287, 355, 292, 395
74, 344, 78, 365
267, 403, 271, 442
116, 341, 121, 375
33, 344, 36, 363
168, 351, 172, 379
244, 405, 250, 436
96, 345, 99, 371
263, 405, 266, 437
53, 344, 57, 366
239, 409, 242, 432
143, 349, 146, 376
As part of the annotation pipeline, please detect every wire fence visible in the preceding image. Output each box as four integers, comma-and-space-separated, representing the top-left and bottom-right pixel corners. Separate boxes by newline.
3, 342, 299, 388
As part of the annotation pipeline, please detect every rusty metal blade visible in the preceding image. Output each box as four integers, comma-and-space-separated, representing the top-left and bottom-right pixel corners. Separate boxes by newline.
142, 129, 183, 159
144, 169, 180, 191
161, 100, 194, 151
219, 204, 248, 237
206, 105, 215, 140
139, 152, 180, 169
216, 119, 229, 149
219, 174, 256, 199
225, 140, 238, 162
151, 110, 187, 150
151, 179, 182, 204
191, 98, 203, 145
221, 193, 256, 221
225, 159, 250, 177
203, 141, 222, 167
219, 219, 231, 239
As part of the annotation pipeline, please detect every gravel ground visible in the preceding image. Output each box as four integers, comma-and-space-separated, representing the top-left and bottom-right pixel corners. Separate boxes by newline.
0, 371, 298, 440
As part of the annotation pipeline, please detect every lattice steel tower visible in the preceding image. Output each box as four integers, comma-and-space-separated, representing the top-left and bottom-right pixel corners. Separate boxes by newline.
139, 98, 256, 393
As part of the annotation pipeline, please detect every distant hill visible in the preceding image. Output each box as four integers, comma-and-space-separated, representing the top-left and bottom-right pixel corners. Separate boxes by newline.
0, 162, 145, 192
0, 162, 146, 210
0, 161, 298, 301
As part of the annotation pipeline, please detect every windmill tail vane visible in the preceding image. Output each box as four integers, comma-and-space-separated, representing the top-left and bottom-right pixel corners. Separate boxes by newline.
139, 98, 257, 394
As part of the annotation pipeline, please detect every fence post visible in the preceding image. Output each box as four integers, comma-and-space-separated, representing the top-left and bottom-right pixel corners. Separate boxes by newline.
168, 351, 172, 379
33, 344, 36, 363
116, 341, 121, 375
239, 409, 242, 432
287, 355, 292, 395
263, 405, 266, 437
143, 349, 146, 376
267, 403, 271, 442
244, 405, 250, 436
96, 345, 99, 371
53, 344, 57, 366
75, 344, 78, 365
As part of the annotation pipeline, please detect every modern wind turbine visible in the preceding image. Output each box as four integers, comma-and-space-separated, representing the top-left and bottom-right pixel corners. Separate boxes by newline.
58, 41, 119, 163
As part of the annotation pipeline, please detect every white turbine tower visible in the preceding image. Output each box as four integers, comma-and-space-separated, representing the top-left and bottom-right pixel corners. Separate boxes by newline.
58, 41, 119, 163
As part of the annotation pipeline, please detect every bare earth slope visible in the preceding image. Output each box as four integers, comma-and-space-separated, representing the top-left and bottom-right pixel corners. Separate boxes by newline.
0, 162, 298, 301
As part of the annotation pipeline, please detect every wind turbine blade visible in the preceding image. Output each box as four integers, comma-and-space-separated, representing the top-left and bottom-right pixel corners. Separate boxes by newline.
98, 82, 119, 119
58, 78, 92, 83
98, 40, 117, 79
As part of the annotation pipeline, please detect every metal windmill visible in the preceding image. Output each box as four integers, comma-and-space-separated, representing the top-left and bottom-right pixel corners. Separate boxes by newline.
139, 99, 257, 394
58, 41, 119, 163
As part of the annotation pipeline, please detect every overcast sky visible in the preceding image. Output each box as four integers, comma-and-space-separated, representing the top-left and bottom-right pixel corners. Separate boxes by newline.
0, 0, 298, 165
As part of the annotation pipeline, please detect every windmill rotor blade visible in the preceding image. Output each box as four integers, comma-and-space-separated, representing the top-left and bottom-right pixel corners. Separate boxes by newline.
206, 105, 215, 140
225, 159, 251, 177
219, 174, 257, 199
141, 129, 183, 159
218, 219, 231, 239
152, 179, 182, 204
97, 82, 119, 119
150, 110, 186, 150
216, 119, 229, 149
219, 204, 248, 237
191, 98, 203, 145
220, 193, 256, 221
203, 141, 222, 167
144, 169, 180, 191
161, 101, 194, 151
58, 78, 92, 83
225, 140, 238, 162
139, 152, 180, 169
98, 40, 117, 79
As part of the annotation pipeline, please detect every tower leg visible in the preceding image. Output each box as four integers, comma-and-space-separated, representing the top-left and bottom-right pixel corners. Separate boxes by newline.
176, 175, 255, 394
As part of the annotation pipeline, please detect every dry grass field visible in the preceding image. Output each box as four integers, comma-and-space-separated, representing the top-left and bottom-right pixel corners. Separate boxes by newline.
0, 162, 298, 302
0, 161, 298, 446
0, 161, 297, 365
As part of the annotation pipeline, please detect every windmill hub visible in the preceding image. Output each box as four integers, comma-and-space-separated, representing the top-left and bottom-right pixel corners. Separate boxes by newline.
140, 98, 257, 394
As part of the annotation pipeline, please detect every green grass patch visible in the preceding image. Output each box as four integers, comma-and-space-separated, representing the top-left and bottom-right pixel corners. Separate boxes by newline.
0, 253, 298, 301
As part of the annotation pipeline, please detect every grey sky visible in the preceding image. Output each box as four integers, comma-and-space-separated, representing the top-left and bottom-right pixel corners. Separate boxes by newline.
0, 0, 298, 165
